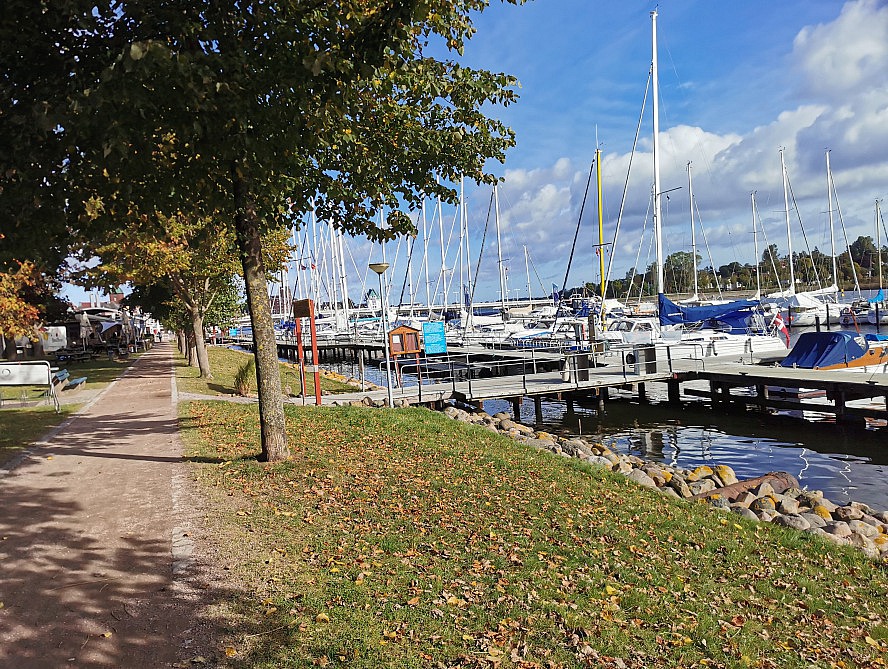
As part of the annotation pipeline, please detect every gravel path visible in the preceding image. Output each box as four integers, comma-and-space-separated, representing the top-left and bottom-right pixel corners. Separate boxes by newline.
0, 343, 217, 668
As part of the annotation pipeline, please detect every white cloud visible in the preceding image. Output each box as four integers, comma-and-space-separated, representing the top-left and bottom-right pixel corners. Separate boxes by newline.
484, 0, 888, 293
792, 0, 888, 99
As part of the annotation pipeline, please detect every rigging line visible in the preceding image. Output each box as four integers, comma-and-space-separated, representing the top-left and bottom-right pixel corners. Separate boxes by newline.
624, 198, 652, 304
604, 68, 652, 298
468, 191, 496, 314
527, 252, 549, 301
756, 206, 781, 293
560, 160, 596, 297
832, 176, 860, 294
691, 196, 723, 297
395, 234, 416, 310
786, 174, 823, 289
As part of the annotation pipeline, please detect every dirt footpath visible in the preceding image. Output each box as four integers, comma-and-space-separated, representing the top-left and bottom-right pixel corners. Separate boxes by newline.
0, 343, 216, 668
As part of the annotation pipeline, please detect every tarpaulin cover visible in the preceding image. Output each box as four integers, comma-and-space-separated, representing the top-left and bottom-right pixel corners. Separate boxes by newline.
780, 331, 867, 369
657, 293, 760, 326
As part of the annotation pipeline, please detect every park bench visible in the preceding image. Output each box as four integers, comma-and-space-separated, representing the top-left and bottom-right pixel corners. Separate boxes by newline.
0, 361, 60, 412
52, 369, 88, 392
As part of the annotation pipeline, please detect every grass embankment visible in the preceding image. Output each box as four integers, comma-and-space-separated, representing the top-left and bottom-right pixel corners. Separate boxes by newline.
180, 402, 888, 669
176, 346, 356, 397
0, 354, 137, 466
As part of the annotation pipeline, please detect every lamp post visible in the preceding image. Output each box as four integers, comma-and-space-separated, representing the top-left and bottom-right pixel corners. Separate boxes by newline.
369, 262, 395, 408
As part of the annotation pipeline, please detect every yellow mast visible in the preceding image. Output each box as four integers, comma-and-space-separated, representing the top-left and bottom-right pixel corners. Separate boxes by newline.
596, 147, 606, 329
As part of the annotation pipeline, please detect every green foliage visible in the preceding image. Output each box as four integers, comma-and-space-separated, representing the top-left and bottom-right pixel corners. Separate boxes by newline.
233, 357, 255, 397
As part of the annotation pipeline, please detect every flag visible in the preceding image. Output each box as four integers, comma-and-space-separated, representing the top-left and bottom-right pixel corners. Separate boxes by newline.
552, 284, 560, 305
772, 311, 790, 346
464, 287, 471, 309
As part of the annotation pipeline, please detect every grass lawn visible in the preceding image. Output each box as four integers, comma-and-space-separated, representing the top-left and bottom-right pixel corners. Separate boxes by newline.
0, 405, 80, 466
176, 346, 357, 397
179, 401, 888, 669
0, 354, 138, 466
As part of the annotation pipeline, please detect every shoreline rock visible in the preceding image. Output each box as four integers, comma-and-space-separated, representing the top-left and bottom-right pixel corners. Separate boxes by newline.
439, 403, 888, 561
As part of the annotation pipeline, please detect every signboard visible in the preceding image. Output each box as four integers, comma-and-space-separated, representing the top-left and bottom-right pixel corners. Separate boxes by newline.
422, 322, 447, 355
292, 299, 313, 319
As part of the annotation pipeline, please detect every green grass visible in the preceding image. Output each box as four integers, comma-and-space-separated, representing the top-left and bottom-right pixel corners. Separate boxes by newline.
176, 346, 357, 397
0, 354, 139, 465
179, 401, 888, 668
0, 404, 80, 465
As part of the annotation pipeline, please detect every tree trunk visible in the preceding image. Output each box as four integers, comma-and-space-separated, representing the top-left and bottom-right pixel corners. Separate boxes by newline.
233, 171, 289, 462
3, 333, 18, 360
189, 307, 213, 378
177, 330, 186, 354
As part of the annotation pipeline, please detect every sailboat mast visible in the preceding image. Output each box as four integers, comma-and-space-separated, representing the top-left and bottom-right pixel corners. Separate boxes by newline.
494, 184, 508, 316
780, 148, 796, 293
523, 245, 532, 307
595, 147, 606, 326
458, 177, 465, 317
688, 161, 699, 300
752, 192, 761, 298
877, 200, 883, 293
651, 10, 665, 295
826, 150, 839, 293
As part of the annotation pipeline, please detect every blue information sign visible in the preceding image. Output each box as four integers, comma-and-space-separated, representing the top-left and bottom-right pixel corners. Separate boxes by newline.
422, 322, 448, 355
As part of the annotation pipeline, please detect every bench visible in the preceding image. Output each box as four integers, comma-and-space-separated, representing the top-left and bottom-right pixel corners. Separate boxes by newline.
52, 369, 88, 391
0, 361, 60, 412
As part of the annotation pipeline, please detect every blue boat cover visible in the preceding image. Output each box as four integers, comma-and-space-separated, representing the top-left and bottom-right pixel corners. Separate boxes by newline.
657, 293, 760, 326
868, 289, 885, 304
780, 331, 867, 369
864, 333, 888, 342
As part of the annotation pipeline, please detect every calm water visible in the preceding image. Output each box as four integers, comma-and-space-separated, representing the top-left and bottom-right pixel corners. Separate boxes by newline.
321, 321, 888, 512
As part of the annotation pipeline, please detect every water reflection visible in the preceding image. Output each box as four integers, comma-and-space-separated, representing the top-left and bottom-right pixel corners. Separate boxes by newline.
319, 358, 888, 512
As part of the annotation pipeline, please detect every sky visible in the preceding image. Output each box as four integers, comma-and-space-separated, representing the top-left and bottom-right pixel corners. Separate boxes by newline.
71, 0, 888, 309
340, 0, 888, 307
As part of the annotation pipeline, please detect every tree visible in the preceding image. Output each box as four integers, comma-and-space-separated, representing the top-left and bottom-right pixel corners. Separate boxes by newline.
1, 2, 520, 460
77, 209, 288, 379
44, 1, 520, 461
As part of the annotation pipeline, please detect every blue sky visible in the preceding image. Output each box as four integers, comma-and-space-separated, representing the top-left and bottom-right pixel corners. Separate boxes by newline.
331, 0, 888, 308
72, 1, 888, 309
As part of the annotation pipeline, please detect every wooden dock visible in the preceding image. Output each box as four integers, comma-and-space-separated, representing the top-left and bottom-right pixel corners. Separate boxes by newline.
316, 350, 888, 426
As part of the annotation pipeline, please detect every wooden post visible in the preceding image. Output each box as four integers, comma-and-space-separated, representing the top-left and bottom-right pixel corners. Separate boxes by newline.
295, 320, 306, 399
755, 384, 769, 412
637, 382, 647, 402
667, 379, 681, 406
511, 397, 521, 419
534, 396, 543, 424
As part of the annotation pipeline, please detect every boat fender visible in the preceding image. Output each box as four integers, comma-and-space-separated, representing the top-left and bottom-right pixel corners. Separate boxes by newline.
625, 353, 636, 365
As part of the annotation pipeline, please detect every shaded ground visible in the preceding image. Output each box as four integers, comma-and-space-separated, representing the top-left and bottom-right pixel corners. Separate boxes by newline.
0, 343, 225, 668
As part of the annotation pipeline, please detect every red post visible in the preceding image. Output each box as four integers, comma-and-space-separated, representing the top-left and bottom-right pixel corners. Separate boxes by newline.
309, 300, 322, 406
295, 319, 306, 399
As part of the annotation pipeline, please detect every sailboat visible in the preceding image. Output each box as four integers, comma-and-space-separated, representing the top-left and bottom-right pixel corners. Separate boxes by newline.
635, 10, 788, 361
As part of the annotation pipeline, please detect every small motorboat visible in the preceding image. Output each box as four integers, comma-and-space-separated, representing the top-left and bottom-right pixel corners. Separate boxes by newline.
780, 331, 888, 372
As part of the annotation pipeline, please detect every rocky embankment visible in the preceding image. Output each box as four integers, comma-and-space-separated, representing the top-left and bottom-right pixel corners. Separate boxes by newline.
442, 404, 888, 561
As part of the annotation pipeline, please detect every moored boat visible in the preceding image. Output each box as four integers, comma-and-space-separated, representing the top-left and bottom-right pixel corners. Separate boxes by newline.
780, 331, 888, 372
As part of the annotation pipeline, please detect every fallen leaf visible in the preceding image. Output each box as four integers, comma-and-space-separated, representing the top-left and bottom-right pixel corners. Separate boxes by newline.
224, 646, 238, 658
315, 612, 330, 623
102, 632, 112, 638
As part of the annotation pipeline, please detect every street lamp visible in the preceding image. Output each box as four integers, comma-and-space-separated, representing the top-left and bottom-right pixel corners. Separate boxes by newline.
369, 262, 395, 408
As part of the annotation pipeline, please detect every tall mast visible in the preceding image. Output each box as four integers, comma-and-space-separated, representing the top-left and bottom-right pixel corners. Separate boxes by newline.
595, 146, 606, 326
458, 177, 465, 317
524, 245, 532, 307
752, 192, 761, 298
780, 148, 796, 293
877, 200, 883, 293
437, 186, 447, 318
826, 150, 839, 293
687, 161, 699, 300
337, 228, 350, 325
651, 9, 665, 295
494, 184, 508, 315
421, 200, 431, 313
